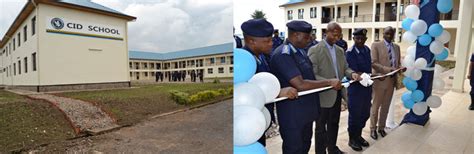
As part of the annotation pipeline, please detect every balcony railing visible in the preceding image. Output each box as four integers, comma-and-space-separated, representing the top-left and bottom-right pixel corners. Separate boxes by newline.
355, 14, 373, 22
337, 16, 353, 23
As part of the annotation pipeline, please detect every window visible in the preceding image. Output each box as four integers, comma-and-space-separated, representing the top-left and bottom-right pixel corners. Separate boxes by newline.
130, 72, 133, 77
210, 58, 215, 64
17, 33, 20, 47
230, 56, 233, 64
349, 6, 353, 17
375, 29, 380, 41
144, 72, 148, 77
13, 39, 15, 51
129, 62, 132, 69
310, 7, 317, 18
9, 43, 11, 54
398, 28, 402, 43
13, 63, 16, 76
230, 67, 233, 73
31, 16, 36, 35
208, 68, 213, 74
348, 29, 352, 40
24, 57, 27, 73
151, 63, 155, 68
6, 67, 8, 77
355, 5, 359, 17
220, 57, 225, 64
349, 5, 359, 17
298, 9, 304, 19
287, 10, 293, 20
337, 7, 341, 18
23, 25, 27, 42
144, 63, 148, 69
6, 47, 8, 56
135, 62, 139, 69
218, 67, 224, 73
18, 61, 21, 75
32, 52, 37, 71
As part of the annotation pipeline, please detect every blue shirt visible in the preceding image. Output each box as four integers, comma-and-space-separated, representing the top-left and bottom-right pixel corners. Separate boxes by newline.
324, 40, 340, 79
272, 36, 283, 51
234, 35, 242, 48
243, 46, 270, 73
335, 39, 348, 51
270, 41, 320, 125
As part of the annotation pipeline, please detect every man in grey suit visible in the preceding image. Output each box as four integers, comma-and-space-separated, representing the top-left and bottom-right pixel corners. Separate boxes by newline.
308, 22, 361, 154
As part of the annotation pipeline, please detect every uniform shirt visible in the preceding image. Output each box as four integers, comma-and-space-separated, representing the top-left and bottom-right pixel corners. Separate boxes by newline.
346, 45, 372, 77
335, 39, 348, 51
243, 46, 270, 73
304, 39, 319, 51
270, 41, 320, 125
272, 36, 283, 52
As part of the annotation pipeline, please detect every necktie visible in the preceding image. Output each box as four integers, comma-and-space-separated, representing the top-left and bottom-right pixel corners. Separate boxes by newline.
388, 44, 394, 67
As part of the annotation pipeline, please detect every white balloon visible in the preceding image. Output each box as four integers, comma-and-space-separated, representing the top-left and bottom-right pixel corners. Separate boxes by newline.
433, 78, 446, 90
413, 102, 428, 115
234, 83, 266, 109
402, 55, 415, 68
234, 106, 266, 146
410, 20, 428, 36
426, 95, 442, 108
248, 72, 281, 103
262, 107, 271, 129
404, 5, 420, 19
404, 68, 414, 77
412, 69, 422, 80
407, 45, 417, 58
402, 31, 418, 43
415, 58, 427, 69
436, 30, 451, 44
429, 40, 444, 55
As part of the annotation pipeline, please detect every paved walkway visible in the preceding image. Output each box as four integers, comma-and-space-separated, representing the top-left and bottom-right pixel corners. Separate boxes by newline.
267, 69, 458, 153
26, 93, 118, 135
32, 99, 232, 153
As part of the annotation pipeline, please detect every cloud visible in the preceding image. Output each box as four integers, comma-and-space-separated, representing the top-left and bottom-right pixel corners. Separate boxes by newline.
93, 0, 233, 53
0, 0, 27, 40
233, 0, 287, 35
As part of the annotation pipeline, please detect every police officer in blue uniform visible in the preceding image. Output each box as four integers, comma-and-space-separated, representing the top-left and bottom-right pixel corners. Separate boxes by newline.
305, 33, 319, 51
240, 19, 298, 146
468, 53, 474, 110
336, 35, 348, 51
345, 28, 372, 151
272, 29, 284, 52
234, 27, 243, 48
270, 20, 342, 154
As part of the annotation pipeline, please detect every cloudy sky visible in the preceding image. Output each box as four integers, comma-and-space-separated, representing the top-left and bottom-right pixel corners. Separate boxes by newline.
0, 0, 233, 53
234, 0, 288, 35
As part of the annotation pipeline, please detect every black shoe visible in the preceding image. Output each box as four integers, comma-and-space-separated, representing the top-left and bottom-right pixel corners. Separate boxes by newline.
378, 130, 387, 137
348, 137, 363, 151
357, 136, 370, 147
370, 130, 378, 140
469, 103, 474, 110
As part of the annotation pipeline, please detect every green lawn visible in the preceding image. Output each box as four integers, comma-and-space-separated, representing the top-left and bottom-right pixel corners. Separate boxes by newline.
56, 83, 232, 126
0, 91, 75, 152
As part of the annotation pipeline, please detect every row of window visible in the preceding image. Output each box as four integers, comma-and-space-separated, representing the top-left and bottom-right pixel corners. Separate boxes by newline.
288, 6, 359, 20
207, 67, 233, 74
129, 56, 233, 70
1, 52, 37, 77
1, 16, 36, 57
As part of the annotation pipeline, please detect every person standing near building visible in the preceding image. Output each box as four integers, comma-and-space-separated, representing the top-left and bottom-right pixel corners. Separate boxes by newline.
370, 26, 401, 140
155, 71, 160, 82
305, 33, 319, 51
468, 53, 474, 110
240, 18, 299, 147
272, 29, 283, 52
270, 20, 342, 154
199, 71, 203, 82
308, 22, 359, 154
345, 28, 372, 151
336, 34, 348, 52
234, 27, 243, 48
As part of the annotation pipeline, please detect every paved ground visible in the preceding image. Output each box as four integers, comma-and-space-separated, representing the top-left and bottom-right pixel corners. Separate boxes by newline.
32, 99, 232, 153
267, 69, 455, 153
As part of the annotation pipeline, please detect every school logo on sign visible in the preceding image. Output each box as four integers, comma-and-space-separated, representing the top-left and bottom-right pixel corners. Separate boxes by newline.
51, 18, 64, 30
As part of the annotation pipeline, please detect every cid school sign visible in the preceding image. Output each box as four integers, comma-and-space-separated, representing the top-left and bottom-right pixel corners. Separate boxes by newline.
46, 17, 124, 41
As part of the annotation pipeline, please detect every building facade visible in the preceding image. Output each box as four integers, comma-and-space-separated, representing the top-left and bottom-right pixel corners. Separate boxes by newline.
281, 0, 460, 58
129, 43, 233, 82
0, 0, 136, 92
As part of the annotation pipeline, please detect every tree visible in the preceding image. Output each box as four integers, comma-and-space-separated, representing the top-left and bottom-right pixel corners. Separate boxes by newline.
251, 10, 266, 19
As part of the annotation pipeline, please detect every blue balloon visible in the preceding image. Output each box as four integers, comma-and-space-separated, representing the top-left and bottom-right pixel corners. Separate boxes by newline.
411, 90, 425, 102
234, 48, 257, 84
437, 0, 453, 14
234, 142, 267, 154
402, 91, 415, 109
418, 34, 432, 46
428, 24, 443, 37
435, 48, 449, 61
402, 18, 414, 31
403, 77, 418, 91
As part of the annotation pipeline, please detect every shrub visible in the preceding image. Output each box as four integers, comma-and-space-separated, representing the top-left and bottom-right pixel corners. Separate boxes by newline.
213, 78, 221, 84
170, 88, 233, 105
169, 90, 190, 105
